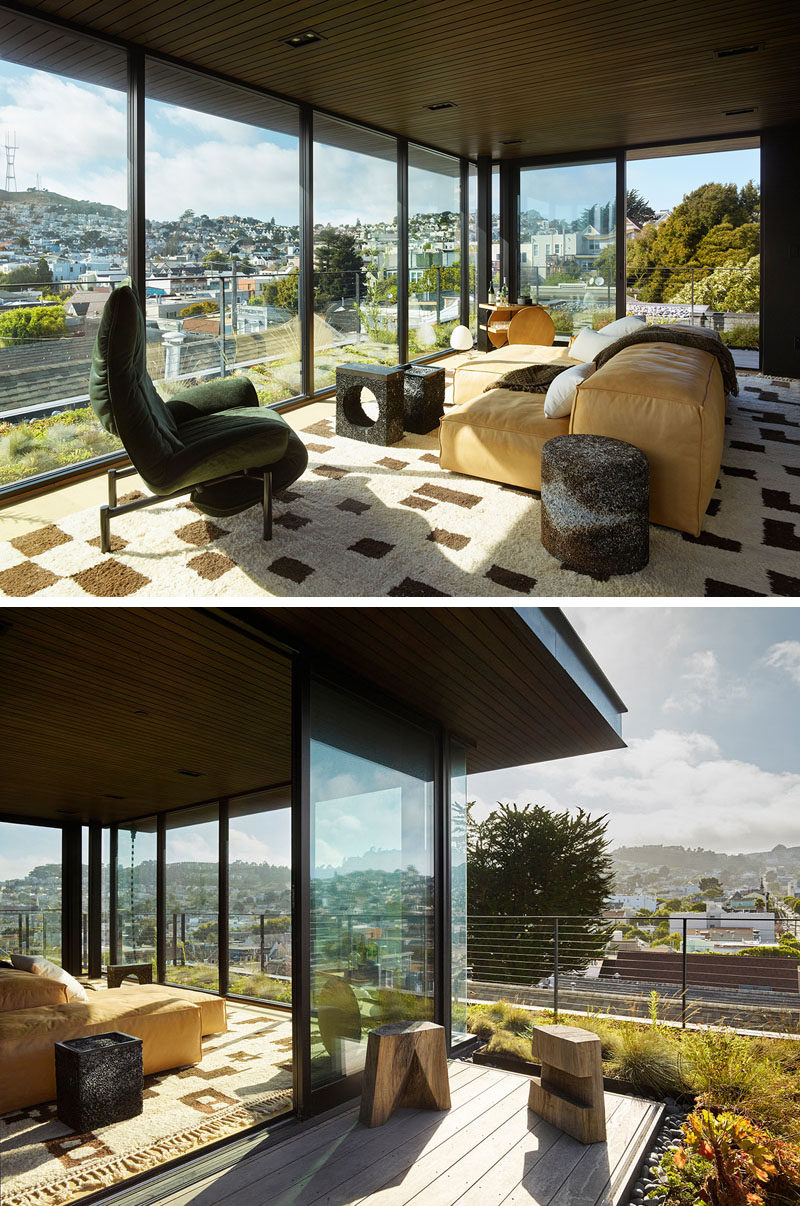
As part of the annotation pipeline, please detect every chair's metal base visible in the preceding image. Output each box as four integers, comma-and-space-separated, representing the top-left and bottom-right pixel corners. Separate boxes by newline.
99, 465, 273, 554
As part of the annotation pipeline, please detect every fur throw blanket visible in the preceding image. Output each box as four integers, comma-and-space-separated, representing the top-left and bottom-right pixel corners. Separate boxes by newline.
593, 324, 739, 396
482, 362, 571, 394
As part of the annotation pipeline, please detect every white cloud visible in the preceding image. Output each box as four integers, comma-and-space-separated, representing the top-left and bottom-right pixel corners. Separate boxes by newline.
473, 729, 800, 854
764, 641, 800, 686
662, 649, 746, 714
0, 73, 126, 205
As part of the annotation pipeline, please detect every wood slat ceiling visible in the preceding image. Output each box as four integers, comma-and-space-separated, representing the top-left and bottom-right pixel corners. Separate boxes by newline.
228, 607, 626, 776
8, 0, 798, 159
0, 609, 292, 825
0, 608, 623, 828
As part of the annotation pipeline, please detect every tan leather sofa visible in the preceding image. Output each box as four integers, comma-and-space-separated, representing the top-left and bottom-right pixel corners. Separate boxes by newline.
0, 993, 203, 1113
440, 339, 727, 536
0, 978, 228, 1113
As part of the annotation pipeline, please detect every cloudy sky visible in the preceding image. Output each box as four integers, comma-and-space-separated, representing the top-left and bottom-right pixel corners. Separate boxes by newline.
469, 607, 800, 855
1, 60, 758, 227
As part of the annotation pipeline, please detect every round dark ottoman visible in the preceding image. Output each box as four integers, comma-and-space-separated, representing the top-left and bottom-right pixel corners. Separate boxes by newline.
541, 435, 649, 576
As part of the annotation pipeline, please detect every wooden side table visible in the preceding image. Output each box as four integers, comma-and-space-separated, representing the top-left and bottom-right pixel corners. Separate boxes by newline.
107, 962, 153, 988
478, 302, 529, 348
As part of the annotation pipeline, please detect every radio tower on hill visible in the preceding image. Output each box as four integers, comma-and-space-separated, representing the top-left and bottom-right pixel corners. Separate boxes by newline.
4, 130, 18, 193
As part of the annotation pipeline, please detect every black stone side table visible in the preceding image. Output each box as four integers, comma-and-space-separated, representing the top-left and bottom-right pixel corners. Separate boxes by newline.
55, 1031, 143, 1131
540, 434, 649, 577
336, 363, 405, 445
403, 365, 445, 434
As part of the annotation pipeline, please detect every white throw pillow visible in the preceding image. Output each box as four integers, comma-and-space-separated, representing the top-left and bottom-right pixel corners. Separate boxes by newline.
544, 362, 596, 419
599, 315, 646, 338
570, 326, 615, 362
10, 953, 88, 1001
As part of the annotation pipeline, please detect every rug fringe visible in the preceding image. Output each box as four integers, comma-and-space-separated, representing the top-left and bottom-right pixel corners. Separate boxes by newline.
2, 1090, 292, 1206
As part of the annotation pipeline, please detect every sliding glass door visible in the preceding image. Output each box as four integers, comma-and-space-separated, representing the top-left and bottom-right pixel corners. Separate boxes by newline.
308, 679, 435, 1095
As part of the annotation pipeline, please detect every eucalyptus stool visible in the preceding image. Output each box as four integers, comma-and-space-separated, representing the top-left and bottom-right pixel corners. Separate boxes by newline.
336, 363, 405, 445
528, 1024, 606, 1144
359, 1020, 451, 1128
540, 434, 649, 576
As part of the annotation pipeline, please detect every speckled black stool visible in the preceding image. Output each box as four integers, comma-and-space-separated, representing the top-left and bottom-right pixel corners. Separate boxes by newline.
55, 1032, 143, 1130
403, 365, 445, 433
336, 363, 405, 445
540, 435, 649, 576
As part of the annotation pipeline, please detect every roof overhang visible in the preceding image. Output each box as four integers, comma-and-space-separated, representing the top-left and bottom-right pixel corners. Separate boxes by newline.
0, 607, 624, 826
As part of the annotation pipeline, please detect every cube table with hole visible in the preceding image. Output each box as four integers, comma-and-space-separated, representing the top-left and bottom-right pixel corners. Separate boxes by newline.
336, 363, 405, 445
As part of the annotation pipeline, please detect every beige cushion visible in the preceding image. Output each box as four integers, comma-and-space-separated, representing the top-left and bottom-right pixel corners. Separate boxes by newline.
10, 953, 87, 1002
110, 982, 227, 1035
452, 343, 578, 405
439, 388, 570, 492
0, 995, 202, 1112
0, 967, 69, 1012
570, 341, 726, 536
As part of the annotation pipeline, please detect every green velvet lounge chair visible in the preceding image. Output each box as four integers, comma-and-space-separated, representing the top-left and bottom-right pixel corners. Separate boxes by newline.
88, 284, 307, 552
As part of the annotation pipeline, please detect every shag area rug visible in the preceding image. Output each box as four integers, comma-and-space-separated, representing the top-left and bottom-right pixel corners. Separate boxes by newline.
0, 1002, 293, 1206
0, 373, 797, 598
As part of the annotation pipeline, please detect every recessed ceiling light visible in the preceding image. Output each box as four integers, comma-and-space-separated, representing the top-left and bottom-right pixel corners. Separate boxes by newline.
176, 768, 203, 778
104, 793, 126, 800
724, 106, 758, 116
283, 30, 324, 48
501, 139, 523, 145
426, 101, 456, 111
133, 709, 150, 716
56, 809, 78, 815
714, 43, 763, 59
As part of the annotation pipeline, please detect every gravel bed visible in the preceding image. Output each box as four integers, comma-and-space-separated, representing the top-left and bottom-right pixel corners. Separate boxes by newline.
627, 1097, 691, 1206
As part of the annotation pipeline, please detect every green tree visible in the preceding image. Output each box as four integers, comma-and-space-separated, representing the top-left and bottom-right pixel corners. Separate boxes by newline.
626, 188, 656, 225
467, 802, 614, 984
0, 257, 53, 287
314, 227, 364, 306
201, 248, 228, 270
627, 181, 760, 302
0, 304, 68, 347
670, 255, 759, 312
699, 876, 724, 899
179, 299, 219, 318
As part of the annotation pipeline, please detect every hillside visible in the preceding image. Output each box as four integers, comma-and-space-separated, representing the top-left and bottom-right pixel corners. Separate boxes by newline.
0, 188, 123, 219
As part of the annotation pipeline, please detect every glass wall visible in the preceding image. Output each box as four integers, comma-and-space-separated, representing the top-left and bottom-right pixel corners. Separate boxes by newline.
313, 116, 398, 390
468, 165, 478, 339
228, 788, 292, 1005
116, 819, 157, 967
165, 804, 219, 991
408, 145, 462, 357
309, 680, 435, 1091
450, 743, 469, 1043
518, 161, 616, 336
144, 62, 302, 406
0, 821, 62, 962
0, 22, 127, 492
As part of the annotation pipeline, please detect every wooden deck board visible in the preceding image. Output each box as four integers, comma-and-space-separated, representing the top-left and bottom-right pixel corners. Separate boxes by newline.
130, 1062, 663, 1206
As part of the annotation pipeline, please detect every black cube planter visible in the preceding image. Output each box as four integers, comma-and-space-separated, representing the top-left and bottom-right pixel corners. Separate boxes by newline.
403, 365, 445, 434
55, 1031, 143, 1131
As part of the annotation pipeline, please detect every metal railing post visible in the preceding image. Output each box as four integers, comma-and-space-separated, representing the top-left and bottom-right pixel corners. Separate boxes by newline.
172, 912, 178, 966
553, 917, 559, 1020
42, 915, 47, 957
180, 913, 186, 965
25, 912, 30, 952
690, 268, 695, 324
260, 914, 266, 972
682, 917, 688, 1030
18, 913, 23, 950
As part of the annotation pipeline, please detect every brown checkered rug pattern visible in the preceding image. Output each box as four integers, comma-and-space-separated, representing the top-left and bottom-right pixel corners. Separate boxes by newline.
0, 1002, 292, 1206
0, 373, 798, 598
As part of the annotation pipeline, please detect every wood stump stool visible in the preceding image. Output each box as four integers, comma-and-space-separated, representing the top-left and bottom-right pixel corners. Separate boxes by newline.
541, 434, 649, 577
528, 1024, 606, 1144
359, 1020, 451, 1128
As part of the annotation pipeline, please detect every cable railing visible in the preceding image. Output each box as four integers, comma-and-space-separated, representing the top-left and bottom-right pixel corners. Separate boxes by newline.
0, 908, 61, 960
467, 914, 800, 1034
